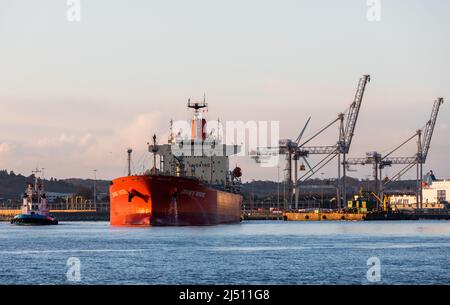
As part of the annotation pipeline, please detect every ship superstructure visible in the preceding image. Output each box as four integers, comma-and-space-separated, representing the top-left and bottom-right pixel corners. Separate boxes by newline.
149, 98, 241, 187
110, 98, 243, 226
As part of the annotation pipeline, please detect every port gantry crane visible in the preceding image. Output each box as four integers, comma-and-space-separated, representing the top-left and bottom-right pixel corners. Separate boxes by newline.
252, 75, 371, 210
344, 97, 444, 209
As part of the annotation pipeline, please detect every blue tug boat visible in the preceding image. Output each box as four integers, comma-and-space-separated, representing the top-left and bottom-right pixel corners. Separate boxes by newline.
11, 171, 58, 226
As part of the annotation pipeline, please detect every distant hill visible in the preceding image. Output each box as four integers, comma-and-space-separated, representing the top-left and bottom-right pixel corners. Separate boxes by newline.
0, 170, 110, 201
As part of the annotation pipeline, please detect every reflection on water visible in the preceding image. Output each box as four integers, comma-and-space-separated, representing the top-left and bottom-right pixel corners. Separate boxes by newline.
0, 221, 450, 284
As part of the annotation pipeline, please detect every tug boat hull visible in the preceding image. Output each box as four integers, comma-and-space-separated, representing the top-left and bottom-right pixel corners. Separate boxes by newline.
11, 213, 58, 225
110, 175, 242, 226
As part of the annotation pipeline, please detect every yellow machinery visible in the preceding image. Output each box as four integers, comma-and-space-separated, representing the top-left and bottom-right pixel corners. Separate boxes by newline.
65, 195, 90, 210
347, 188, 383, 213
347, 197, 369, 212
370, 192, 389, 212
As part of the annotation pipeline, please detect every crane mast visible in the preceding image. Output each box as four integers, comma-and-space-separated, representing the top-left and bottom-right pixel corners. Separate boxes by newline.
345, 97, 444, 209
252, 75, 370, 210
419, 97, 444, 163
342, 75, 371, 153
338, 75, 370, 208
298, 75, 370, 208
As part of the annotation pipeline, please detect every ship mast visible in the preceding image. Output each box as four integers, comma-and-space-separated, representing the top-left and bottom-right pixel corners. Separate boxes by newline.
187, 95, 208, 142
127, 148, 133, 176
32, 168, 41, 190
32, 167, 43, 200
168, 119, 174, 144
151, 134, 158, 175
41, 168, 45, 189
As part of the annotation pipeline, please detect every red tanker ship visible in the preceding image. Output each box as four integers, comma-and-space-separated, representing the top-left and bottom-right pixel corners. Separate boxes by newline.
110, 99, 243, 226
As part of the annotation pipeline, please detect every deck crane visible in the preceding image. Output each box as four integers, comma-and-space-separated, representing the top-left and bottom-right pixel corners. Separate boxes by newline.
251, 75, 371, 210
345, 97, 444, 209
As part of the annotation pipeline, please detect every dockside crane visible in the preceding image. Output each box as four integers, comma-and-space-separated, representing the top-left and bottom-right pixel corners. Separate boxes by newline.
251, 75, 371, 210
345, 97, 444, 209
294, 75, 371, 209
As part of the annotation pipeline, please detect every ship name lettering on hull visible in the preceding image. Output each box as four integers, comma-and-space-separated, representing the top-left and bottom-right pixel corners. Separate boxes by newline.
181, 190, 206, 198
111, 189, 128, 198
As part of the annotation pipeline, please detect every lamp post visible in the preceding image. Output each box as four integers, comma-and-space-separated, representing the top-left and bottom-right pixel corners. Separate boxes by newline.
277, 165, 280, 210
321, 173, 324, 209
93, 169, 97, 211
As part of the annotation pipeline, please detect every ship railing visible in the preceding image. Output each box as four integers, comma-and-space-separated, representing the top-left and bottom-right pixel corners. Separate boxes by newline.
242, 209, 285, 215
0, 201, 110, 212
0, 202, 21, 210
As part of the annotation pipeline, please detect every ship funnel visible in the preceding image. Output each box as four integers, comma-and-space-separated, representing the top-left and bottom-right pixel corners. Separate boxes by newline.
188, 96, 208, 141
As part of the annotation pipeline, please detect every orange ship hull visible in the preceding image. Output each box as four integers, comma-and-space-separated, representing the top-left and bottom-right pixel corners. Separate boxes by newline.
110, 175, 243, 226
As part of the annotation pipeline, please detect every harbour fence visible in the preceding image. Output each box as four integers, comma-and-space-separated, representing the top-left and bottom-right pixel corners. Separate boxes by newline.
0, 201, 110, 222
0, 201, 110, 212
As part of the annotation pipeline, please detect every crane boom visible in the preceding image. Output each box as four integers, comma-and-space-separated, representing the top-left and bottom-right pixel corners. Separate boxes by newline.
342, 75, 371, 153
419, 97, 444, 163
298, 145, 338, 155
382, 156, 417, 165
250, 75, 371, 210
344, 153, 417, 167
346, 97, 444, 168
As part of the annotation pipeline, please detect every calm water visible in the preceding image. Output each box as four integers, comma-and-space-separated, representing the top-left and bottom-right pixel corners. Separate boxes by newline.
0, 221, 449, 285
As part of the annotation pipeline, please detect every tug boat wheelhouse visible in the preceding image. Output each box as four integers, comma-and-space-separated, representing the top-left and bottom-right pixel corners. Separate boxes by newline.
11, 170, 58, 226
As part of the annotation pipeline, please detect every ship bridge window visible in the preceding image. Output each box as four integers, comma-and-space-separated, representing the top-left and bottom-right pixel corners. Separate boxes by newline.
437, 190, 446, 202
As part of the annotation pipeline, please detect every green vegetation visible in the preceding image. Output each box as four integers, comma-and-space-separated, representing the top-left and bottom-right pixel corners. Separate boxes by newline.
0, 170, 110, 201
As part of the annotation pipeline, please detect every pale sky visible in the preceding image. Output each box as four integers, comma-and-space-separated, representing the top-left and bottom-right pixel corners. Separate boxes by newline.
0, 0, 449, 182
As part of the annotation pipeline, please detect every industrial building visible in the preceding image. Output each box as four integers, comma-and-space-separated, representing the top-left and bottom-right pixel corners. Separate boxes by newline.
390, 179, 450, 210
